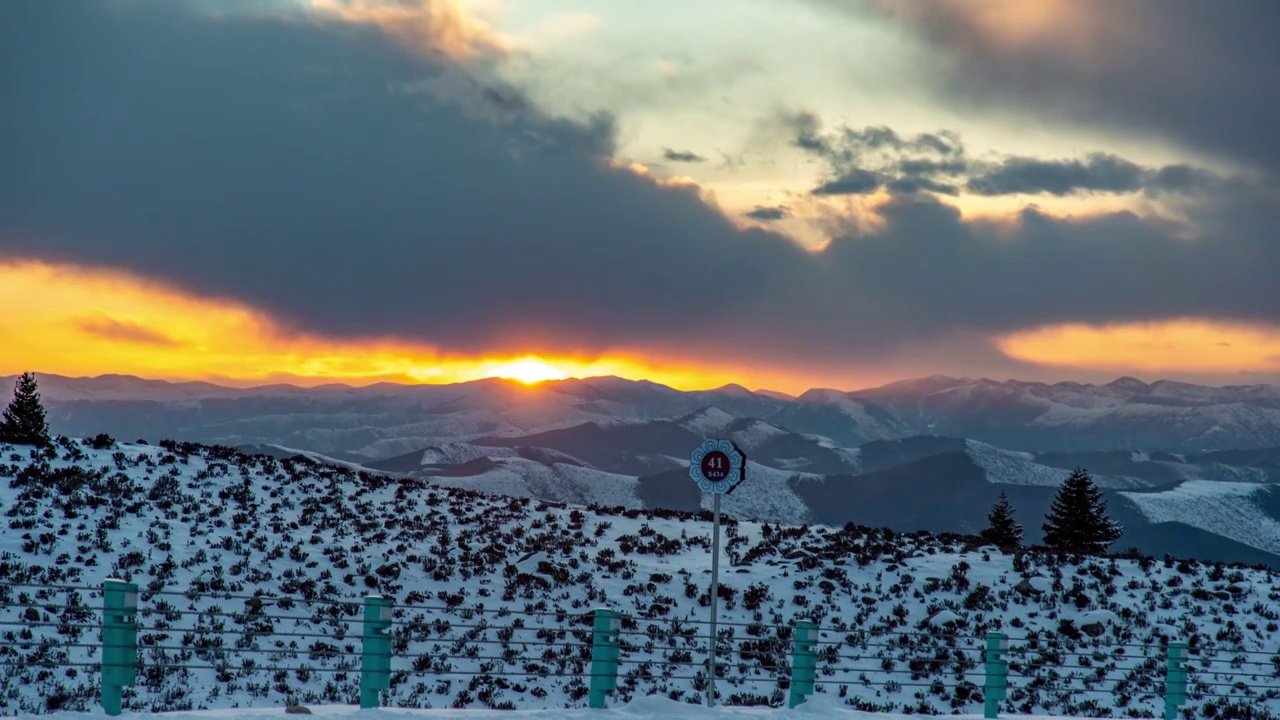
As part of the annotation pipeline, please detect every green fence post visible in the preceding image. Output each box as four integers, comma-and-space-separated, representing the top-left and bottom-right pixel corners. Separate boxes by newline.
359, 595, 393, 709
1165, 641, 1188, 720
588, 608, 621, 709
788, 619, 818, 708
984, 632, 1009, 720
101, 578, 138, 717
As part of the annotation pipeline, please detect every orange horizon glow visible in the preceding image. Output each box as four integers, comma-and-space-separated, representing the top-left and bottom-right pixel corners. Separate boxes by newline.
0, 259, 814, 394
997, 320, 1280, 374
6, 259, 1280, 396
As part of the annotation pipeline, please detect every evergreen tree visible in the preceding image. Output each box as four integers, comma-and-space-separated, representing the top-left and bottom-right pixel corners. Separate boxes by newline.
1042, 468, 1123, 554
0, 372, 51, 447
980, 491, 1024, 549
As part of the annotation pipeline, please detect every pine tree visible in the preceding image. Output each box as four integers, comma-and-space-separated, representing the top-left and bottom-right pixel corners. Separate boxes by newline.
1042, 468, 1123, 555
980, 491, 1023, 549
0, 372, 51, 447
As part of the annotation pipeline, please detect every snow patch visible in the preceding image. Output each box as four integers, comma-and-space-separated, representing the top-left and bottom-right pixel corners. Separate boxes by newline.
1122, 481, 1280, 555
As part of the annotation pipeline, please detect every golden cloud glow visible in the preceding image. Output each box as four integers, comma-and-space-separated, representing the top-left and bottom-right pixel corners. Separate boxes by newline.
0, 260, 811, 393
309, 0, 506, 60
13, 259, 1276, 396
996, 320, 1280, 373
874, 0, 1122, 60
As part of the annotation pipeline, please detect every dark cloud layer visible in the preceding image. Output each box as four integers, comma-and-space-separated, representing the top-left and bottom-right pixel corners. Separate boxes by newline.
743, 206, 789, 221
788, 115, 1227, 199
0, 0, 815, 360
845, 0, 1280, 178
2, 1, 1280, 372
663, 148, 707, 163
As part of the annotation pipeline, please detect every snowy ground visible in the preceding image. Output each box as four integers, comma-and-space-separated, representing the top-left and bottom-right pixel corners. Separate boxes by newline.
1121, 480, 1280, 555
41, 695, 1118, 719
3, 438, 1280, 718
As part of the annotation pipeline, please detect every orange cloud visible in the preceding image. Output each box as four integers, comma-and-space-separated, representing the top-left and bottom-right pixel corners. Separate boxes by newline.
0, 259, 814, 393
871, 0, 1127, 63
76, 314, 183, 348
996, 320, 1280, 374
309, 0, 506, 60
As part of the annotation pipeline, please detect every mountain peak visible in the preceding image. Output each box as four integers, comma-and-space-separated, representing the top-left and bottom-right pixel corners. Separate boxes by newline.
1107, 376, 1150, 392
796, 388, 852, 403
712, 382, 754, 396
864, 375, 967, 395
677, 405, 737, 436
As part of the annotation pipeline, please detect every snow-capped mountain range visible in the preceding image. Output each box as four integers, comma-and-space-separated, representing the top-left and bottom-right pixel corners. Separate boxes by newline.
20, 373, 1280, 458
3, 439, 1278, 717
14, 372, 1280, 566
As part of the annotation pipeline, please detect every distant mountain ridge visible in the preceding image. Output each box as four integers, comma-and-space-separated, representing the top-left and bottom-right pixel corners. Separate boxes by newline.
10, 372, 1280, 565
851, 374, 1280, 452
17, 371, 1280, 457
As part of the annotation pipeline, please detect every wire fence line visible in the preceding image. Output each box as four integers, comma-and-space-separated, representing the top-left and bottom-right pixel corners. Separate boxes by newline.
2, 579, 1279, 717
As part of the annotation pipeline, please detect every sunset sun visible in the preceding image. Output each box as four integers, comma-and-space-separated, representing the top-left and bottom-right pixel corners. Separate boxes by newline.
485, 358, 569, 384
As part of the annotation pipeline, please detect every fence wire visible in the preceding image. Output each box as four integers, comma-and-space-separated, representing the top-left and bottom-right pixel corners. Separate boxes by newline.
3, 580, 1278, 717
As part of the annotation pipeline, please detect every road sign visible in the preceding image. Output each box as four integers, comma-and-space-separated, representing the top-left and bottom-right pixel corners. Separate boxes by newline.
689, 438, 745, 495
688, 437, 747, 708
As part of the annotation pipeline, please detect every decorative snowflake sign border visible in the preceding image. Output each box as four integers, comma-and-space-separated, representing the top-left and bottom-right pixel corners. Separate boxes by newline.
688, 438, 746, 495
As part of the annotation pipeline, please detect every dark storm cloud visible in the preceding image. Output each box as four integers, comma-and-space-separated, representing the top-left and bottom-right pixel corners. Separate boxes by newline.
884, 177, 957, 196
77, 316, 182, 348
663, 148, 707, 163
744, 206, 789, 221
785, 116, 968, 197
788, 114, 1228, 198
967, 154, 1143, 196
843, 0, 1280, 177
0, 0, 818, 359
3, 1, 1280, 370
813, 169, 881, 196
815, 190, 1280, 340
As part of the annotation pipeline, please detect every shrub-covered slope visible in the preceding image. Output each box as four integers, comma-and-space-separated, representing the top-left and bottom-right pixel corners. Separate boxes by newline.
2, 438, 1278, 717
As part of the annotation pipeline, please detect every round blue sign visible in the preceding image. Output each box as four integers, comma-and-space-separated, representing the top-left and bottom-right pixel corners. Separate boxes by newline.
689, 438, 746, 495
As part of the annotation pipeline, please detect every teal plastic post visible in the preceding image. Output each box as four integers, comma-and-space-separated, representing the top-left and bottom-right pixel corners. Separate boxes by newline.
101, 578, 138, 717
1165, 641, 1188, 720
788, 619, 818, 708
983, 632, 1009, 720
588, 608, 621, 709
359, 596, 393, 709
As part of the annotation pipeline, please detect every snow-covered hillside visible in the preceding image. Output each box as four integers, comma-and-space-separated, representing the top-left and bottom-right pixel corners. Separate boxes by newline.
3, 438, 1279, 717
962, 441, 1135, 489
38, 695, 1142, 720
39, 695, 1134, 720
1122, 481, 1280, 555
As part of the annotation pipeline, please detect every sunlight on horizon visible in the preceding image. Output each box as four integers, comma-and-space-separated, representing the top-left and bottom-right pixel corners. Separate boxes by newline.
0, 260, 813, 393
481, 357, 570, 384
7, 259, 1280, 395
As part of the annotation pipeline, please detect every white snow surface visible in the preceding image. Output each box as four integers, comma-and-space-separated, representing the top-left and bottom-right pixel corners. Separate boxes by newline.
1121, 481, 1280, 555
3, 439, 1280, 718
963, 441, 1144, 489
421, 456, 643, 509
679, 407, 739, 437
724, 421, 790, 453
41, 694, 1123, 719
704, 461, 815, 526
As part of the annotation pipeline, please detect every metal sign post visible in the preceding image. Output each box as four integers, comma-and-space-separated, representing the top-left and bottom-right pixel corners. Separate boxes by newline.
710, 491, 720, 706
688, 438, 747, 708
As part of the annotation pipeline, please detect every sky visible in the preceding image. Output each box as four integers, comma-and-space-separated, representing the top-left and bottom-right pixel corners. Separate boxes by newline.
2, 0, 1280, 394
